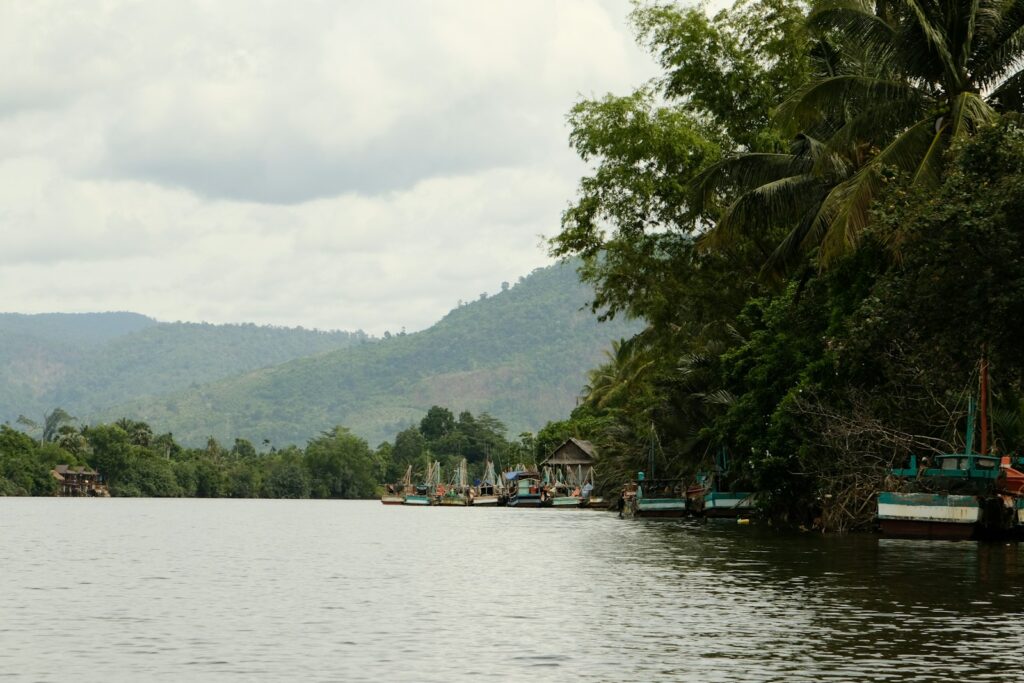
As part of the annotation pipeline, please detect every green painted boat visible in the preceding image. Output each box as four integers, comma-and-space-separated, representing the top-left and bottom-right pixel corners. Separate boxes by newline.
633, 497, 687, 517
703, 491, 757, 518
879, 373, 1024, 539
403, 494, 432, 506
507, 472, 544, 507
404, 461, 441, 506
551, 496, 582, 508
439, 493, 469, 506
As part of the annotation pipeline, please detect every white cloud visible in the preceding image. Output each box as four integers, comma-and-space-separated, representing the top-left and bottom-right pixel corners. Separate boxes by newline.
0, 0, 659, 334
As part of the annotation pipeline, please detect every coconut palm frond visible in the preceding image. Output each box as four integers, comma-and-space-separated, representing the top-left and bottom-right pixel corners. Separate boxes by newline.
948, 90, 999, 139
692, 153, 812, 209
777, 75, 926, 134
987, 67, 1024, 109
814, 117, 936, 262
901, 0, 960, 82
971, 1, 1024, 86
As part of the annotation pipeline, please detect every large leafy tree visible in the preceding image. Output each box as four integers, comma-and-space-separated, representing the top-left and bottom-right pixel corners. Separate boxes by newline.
702, 0, 1024, 267
546, 0, 813, 480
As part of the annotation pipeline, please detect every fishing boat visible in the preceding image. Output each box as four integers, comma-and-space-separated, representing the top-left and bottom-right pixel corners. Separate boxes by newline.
380, 465, 412, 505
695, 450, 756, 519
506, 470, 545, 507
471, 459, 501, 506
877, 360, 1024, 539
540, 438, 599, 509
439, 458, 470, 506
543, 467, 581, 508
626, 473, 688, 518
703, 490, 757, 518
404, 461, 440, 506
623, 427, 687, 518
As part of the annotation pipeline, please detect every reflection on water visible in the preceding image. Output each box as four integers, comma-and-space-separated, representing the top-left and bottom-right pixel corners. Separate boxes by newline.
1, 500, 1022, 682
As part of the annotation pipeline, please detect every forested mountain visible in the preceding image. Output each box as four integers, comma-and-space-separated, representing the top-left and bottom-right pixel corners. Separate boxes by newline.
0, 313, 368, 424
103, 261, 641, 445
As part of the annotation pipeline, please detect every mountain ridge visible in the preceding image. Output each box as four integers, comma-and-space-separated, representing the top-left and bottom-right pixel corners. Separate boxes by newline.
3, 261, 641, 445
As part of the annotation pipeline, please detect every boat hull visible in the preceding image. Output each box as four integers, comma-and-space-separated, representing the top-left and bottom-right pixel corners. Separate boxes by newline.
439, 497, 468, 506
471, 496, 500, 506
551, 496, 582, 508
877, 492, 979, 539
403, 495, 433, 506
508, 496, 543, 508
703, 492, 756, 518
632, 498, 688, 518
380, 495, 405, 505
878, 518, 977, 539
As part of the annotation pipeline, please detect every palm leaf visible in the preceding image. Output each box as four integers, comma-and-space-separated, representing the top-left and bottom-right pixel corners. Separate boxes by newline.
987, 65, 1024, 109
971, 0, 1024, 86
899, 0, 960, 85
777, 75, 928, 134
815, 117, 937, 262
948, 90, 998, 138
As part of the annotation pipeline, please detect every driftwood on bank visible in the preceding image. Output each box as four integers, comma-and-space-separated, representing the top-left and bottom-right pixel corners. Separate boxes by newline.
791, 390, 956, 532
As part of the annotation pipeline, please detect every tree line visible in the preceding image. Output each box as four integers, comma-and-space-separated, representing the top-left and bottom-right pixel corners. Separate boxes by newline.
0, 406, 536, 498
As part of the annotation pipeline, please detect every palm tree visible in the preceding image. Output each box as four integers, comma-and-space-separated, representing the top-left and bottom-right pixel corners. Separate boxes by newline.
699, 0, 1024, 268
581, 336, 657, 413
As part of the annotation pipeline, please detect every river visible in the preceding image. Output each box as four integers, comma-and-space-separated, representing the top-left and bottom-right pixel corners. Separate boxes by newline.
1, 499, 1022, 681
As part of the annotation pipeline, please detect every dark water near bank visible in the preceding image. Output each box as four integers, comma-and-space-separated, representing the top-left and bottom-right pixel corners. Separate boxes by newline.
2, 500, 1023, 682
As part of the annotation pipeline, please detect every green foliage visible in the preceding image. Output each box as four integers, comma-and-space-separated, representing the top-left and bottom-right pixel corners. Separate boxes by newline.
633, 0, 811, 150
543, 0, 1024, 528
0, 425, 60, 495
701, 0, 1024, 268
419, 406, 455, 441
305, 427, 376, 498
262, 448, 311, 499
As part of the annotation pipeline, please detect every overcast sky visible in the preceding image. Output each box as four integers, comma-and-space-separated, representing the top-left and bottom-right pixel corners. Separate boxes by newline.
0, 1, 660, 335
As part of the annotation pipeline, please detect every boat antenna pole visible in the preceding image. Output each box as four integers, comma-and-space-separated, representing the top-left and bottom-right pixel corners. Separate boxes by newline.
980, 349, 990, 455
649, 422, 656, 482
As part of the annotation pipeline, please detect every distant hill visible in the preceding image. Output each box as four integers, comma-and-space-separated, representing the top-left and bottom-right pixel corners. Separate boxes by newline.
0, 313, 368, 424
104, 261, 641, 445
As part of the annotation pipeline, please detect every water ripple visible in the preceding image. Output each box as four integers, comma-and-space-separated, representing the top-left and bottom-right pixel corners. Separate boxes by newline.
1, 499, 1022, 682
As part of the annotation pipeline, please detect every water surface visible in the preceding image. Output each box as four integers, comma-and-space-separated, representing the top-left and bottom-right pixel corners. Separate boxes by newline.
2, 499, 1022, 681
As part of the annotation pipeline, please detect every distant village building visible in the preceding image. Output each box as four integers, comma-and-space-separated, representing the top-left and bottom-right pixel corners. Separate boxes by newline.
540, 437, 597, 469
50, 465, 109, 497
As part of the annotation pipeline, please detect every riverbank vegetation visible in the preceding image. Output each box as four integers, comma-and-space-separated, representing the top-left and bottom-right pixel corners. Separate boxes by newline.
541, 0, 1024, 530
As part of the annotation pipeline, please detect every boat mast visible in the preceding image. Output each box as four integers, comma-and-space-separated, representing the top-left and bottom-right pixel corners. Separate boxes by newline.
980, 351, 990, 455
649, 422, 656, 481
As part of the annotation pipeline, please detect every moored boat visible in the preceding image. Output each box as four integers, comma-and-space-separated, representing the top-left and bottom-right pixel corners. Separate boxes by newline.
405, 461, 441, 506
403, 490, 433, 506
703, 491, 757, 519
381, 465, 413, 504
877, 491, 980, 539
471, 459, 502, 506
626, 474, 688, 518
540, 438, 598, 510
551, 494, 582, 508
507, 470, 545, 507
877, 364, 1024, 539
623, 429, 687, 518
691, 450, 756, 519
439, 458, 470, 506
